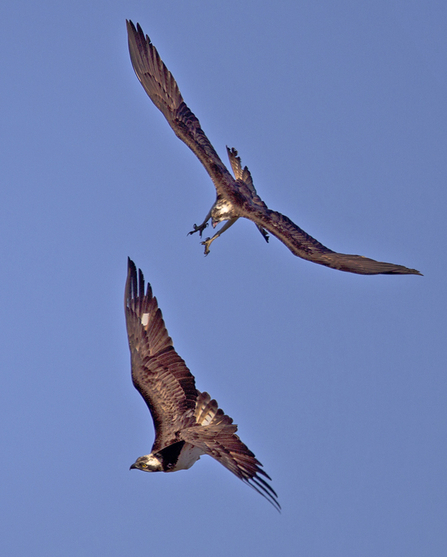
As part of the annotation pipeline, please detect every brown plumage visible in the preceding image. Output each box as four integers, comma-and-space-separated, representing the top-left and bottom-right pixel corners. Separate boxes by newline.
126, 20, 421, 276
125, 258, 280, 510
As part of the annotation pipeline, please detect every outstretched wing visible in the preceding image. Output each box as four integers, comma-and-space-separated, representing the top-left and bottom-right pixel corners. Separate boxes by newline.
245, 208, 422, 275
125, 258, 198, 451
126, 20, 234, 197
225, 146, 419, 274
182, 392, 280, 511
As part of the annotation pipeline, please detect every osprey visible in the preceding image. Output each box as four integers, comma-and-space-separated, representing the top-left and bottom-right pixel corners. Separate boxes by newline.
126, 21, 421, 276
125, 258, 280, 511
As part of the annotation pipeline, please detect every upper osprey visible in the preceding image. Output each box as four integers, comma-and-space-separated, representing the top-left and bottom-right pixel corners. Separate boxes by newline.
126, 20, 421, 276
125, 258, 280, 510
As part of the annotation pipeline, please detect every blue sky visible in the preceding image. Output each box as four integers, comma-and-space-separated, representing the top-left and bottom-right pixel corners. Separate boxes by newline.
1, 1, 446, 556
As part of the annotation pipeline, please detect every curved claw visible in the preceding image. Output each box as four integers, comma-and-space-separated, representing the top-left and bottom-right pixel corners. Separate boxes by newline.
258, 226, 269, 243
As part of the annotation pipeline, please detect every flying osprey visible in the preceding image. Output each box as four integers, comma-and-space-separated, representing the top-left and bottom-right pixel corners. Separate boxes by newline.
126, 20, 421, 276
125, 258, 280, 510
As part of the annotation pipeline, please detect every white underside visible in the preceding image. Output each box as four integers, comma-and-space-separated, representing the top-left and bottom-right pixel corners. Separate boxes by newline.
173, 444, 204, 471
212, 198, 236, 223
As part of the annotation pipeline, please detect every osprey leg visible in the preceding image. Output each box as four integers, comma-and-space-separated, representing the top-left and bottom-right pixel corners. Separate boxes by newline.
201, 217, 239, 255
188, 207, 212, 237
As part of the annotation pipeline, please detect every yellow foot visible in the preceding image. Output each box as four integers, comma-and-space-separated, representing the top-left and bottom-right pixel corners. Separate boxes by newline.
201, 238, 212, 256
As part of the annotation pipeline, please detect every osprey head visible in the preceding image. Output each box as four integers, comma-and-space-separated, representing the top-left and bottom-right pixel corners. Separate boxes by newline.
129, 454, 163, 472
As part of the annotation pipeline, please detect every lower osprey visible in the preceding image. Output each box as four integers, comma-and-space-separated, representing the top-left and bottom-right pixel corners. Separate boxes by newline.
125, 258, 280, 511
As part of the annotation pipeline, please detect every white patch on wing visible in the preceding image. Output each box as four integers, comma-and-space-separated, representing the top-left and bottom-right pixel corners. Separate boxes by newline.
141, 313, 149, 326
195, 395, 220, 426
200, 410, 216, 426
173, 444, 204, 471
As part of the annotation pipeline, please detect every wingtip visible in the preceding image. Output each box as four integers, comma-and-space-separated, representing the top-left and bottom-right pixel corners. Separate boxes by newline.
245, 475, 281, 513
127, 256, 136, 274
389, 266, 423, 276
126, 19, 147, 43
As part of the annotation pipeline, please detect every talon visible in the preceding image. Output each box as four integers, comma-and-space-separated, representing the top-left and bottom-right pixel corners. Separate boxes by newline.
188, 223, 208, 237
201, 238, 212, 256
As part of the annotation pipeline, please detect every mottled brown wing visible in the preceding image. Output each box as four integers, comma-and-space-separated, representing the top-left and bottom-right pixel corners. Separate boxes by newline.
226, 147, 269, 241
181, 395, 280, 511
245, 208, 422, 275
226, 147, 258, 197
225, 146, 419, 273
125, 258, 198, 452
126, 20, 234, 197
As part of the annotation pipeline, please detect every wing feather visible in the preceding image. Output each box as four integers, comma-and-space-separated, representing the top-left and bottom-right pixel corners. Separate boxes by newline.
246, 208, 422, 275
226, 148, 420, 274
181, 423, 280, 511
182, 392, 280, 511
227, 146, 257, 196
125, 258, 197, 451
126, 20, 234, 196
226, 147, 270, 241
